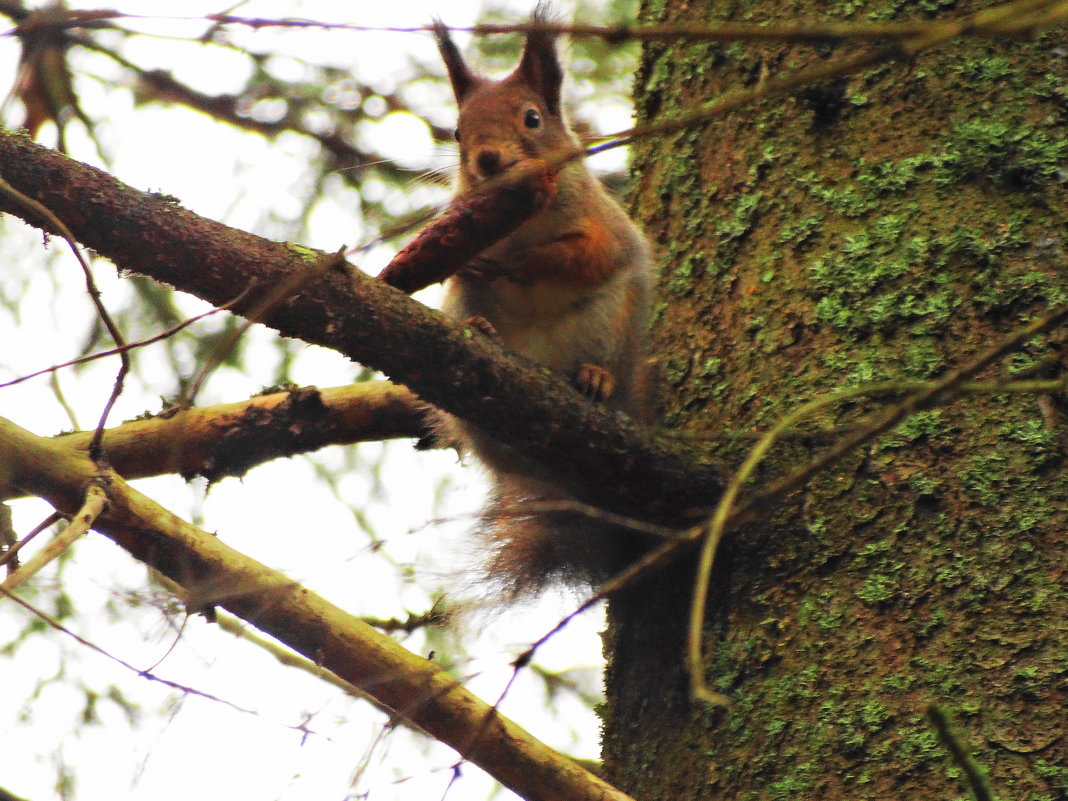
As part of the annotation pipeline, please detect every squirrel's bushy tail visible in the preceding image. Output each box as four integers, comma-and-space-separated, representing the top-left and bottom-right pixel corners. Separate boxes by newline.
429, 408, 648, 600
480, 472, 645, 600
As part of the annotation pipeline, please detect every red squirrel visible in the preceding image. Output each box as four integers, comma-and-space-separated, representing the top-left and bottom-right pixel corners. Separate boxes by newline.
434, 4, 654, 598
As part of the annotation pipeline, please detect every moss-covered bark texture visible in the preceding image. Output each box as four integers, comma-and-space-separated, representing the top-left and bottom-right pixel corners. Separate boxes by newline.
603, 2, 1067, 800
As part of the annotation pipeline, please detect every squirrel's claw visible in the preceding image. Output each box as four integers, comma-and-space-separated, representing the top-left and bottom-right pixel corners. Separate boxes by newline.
575, 363, 615, 403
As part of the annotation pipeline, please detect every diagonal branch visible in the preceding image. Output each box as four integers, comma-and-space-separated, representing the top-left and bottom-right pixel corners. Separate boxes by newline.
1, 383, 422, 494
0, 414, 635, 801
0, 483, 106, 591
0, 129, 723, 526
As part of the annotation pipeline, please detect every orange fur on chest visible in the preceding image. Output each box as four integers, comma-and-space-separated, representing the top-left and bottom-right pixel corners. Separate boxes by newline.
512, 219, 620, 288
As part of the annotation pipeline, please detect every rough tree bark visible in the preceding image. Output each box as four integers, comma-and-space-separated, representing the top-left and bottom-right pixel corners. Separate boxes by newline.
603, 2, 1066, 800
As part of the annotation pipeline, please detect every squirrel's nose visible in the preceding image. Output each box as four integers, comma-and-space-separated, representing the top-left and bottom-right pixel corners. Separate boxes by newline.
475, 149, 503, 177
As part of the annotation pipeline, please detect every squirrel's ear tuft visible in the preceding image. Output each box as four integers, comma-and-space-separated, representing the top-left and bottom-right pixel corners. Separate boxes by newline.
433, 18, 480, 103
516, 2, 563, 115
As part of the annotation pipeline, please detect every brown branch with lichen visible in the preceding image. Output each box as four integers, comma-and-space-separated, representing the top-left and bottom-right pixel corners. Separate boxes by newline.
0, 129, 720, 527
0, 383, 422, 493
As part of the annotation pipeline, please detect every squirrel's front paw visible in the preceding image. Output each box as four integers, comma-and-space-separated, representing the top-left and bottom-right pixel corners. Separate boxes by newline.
575, 363, 615, 403
465, 316, 500, 339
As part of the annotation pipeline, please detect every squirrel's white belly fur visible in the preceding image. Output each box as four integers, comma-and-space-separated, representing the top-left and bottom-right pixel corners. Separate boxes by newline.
443, 268, 634, 384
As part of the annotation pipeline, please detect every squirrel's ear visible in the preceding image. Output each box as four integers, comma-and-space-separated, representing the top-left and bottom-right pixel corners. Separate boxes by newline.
516, 3, 563, 115
433, 19, 479, 102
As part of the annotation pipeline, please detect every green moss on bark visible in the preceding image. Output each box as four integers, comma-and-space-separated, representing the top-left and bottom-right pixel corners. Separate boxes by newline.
605, 2, 1067, 800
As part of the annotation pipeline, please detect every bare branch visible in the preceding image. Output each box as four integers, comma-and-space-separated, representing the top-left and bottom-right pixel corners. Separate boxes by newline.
0, 415, 637, 801
0, 297, 238, 389
17, 383, 422, 490
0, 583, 318, 729
0, 512, 61, 573
0, 484, 105, 593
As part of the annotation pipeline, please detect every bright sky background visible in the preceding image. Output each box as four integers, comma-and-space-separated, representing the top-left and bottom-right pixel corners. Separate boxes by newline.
0, 2, 627, 799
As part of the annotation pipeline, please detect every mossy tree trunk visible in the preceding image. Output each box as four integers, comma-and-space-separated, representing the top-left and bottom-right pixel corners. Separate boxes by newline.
602, 2, 1067, 799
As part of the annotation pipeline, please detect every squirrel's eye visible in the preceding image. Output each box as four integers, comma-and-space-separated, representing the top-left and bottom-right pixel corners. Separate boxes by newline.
523, 108, 541, 129
453, 127, 461, 142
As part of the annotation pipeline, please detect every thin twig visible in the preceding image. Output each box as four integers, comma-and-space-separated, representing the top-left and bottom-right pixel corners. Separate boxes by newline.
0, 292, 246, 389
0, 176, 129, 460
373, 0, 1064, 247
740, 308, 1068, 524
10, 6, 1065, 44
0, 485, 106, 593
0, 582, 321, 732
471, 7, 1068, 41
25, 0, 1062, 271
49, 369, 80, 429
184, 253, 341, 407
510, 305, 1068, 706
928, 704, 995, 801
0, 511, 62, 573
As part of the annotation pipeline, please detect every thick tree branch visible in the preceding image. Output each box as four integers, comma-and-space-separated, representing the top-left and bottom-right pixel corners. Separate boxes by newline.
0, 383, 424, 497
0, 416, 635, 801
0, 130, 724, 525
